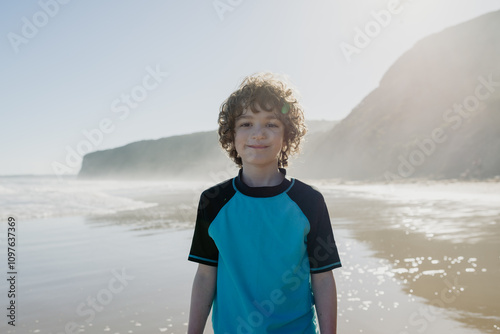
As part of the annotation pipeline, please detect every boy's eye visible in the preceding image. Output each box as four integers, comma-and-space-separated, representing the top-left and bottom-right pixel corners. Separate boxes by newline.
236, 121, 280, 128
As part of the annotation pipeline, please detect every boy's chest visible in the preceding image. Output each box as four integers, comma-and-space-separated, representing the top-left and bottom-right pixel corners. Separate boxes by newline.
208, 193, 310, 261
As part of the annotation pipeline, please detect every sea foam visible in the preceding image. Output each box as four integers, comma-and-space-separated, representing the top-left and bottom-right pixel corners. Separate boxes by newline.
0, 176, 162, 220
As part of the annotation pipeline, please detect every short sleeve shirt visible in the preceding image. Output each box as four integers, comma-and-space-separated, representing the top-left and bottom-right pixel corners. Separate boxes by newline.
188, 168, 341, 333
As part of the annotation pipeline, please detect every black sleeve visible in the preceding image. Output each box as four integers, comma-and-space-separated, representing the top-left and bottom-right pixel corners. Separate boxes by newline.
306, 192, 342, 274
287, 180, 342, 274
188, 193, 219, 266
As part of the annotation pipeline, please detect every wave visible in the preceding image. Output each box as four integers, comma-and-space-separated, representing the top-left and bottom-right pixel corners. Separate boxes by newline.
0, 176, 166, 220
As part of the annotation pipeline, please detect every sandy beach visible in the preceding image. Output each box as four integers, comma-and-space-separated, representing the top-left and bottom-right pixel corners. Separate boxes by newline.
1, 177, 499, 333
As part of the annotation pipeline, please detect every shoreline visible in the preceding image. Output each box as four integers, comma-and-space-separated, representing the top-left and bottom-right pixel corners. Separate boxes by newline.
2, 179, 498, 333
3, 172, 499, 184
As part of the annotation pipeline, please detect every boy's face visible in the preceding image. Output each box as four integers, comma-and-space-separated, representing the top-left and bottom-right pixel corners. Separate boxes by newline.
234, 103, 285, 169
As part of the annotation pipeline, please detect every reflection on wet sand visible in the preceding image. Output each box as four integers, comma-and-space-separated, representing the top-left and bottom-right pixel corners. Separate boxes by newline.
324, 185, 500, 333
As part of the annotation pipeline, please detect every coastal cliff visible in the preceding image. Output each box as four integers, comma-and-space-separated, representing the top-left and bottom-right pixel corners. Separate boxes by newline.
79, 11, 500, 181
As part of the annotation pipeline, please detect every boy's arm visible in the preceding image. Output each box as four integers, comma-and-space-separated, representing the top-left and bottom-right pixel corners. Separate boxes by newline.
311, 270, 338, 334
188, 264, 217, 334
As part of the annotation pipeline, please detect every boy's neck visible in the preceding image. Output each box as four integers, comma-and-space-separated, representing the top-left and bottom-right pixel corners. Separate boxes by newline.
240, 164, 284, 187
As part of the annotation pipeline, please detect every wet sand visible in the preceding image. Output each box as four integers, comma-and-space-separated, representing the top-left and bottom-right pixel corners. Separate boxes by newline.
3, 181, 499, 333
5, 216, 197, 334
320, 181, 500, 333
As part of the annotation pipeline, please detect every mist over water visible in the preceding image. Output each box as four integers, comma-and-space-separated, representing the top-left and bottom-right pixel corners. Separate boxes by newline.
0, 176, 189, 221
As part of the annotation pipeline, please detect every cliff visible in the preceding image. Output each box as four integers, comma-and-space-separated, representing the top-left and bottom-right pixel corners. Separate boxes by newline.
294, 10, 500, 180
79, 11, 500, 181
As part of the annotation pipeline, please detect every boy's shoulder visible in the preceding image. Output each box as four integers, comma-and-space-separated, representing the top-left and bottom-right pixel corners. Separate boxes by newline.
288, 177, 325, 200
199, 177, 236, 208
200, 177, 234, 196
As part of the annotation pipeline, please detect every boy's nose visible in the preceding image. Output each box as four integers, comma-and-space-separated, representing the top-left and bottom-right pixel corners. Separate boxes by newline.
251, 126, 266, 139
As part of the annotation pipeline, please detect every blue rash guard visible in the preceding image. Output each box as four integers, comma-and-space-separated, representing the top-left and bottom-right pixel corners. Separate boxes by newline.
188, 168, 341, 333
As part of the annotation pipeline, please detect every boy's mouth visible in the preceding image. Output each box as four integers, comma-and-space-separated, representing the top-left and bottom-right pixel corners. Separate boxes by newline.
247, 145, 268, 149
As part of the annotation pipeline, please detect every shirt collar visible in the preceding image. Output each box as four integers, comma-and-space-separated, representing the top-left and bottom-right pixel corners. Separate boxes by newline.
233, 168, 292, 198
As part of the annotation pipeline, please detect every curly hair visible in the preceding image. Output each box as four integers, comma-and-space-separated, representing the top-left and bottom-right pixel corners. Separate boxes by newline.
218, 72, 307, 168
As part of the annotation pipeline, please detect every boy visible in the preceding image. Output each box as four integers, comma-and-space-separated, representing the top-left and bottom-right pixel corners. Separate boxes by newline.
187, 73, 341, 333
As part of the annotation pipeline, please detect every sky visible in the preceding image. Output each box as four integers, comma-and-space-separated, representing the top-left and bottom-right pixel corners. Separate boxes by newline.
1, 0, 499, 176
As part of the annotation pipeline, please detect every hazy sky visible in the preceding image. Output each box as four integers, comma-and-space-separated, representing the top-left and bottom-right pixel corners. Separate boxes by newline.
1, 0, 499, 176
